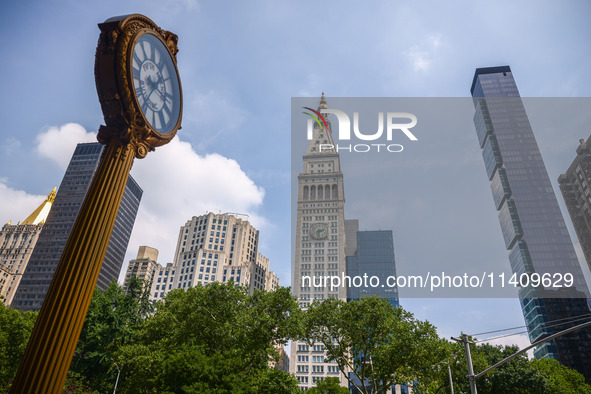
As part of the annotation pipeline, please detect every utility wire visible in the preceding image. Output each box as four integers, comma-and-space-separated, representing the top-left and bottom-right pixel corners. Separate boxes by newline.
473, 314, 591, 343
469, 312, 591, 337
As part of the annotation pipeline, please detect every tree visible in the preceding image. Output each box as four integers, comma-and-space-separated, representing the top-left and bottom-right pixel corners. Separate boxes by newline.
62, 371, 98, 394
531, 358, 591, 394
114, 283, 301, 393
308, 377, 349, 394
69, 278, 153, 392
0, 303, 37, 391
476, 344, 548, 393
304, 297, 449, 393
429, 341, 591, 394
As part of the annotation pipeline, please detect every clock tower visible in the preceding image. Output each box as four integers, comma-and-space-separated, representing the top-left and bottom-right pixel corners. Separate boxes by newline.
291, 93, 348, 388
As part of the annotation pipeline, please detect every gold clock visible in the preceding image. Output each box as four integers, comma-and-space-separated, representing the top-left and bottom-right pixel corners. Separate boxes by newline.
95, 14, 183, 158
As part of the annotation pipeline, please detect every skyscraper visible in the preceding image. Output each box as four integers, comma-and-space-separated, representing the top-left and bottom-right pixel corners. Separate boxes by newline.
124, 212, 279, 302
346, 230, 398, 309
559, 136, 591, 272
291, 94, 348, 389
12, 142, 142, 311
0, 188, 55, 305
471, 66, 591, 379
345, 228, 401, 394
123, 246, 160, 293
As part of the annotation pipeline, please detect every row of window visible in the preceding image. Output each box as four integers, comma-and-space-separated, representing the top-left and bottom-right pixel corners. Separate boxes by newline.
296, 344, 325, 352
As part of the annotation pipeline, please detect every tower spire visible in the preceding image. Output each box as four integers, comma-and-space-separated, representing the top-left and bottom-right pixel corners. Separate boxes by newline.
318, 91, 327, 112
21, 187, 56, 225
305, 93, 336, 156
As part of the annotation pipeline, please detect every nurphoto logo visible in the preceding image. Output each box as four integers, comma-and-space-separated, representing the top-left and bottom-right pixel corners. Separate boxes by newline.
303, 106, 418, 153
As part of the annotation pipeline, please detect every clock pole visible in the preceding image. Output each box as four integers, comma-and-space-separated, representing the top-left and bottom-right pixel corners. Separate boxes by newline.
10, 141, 135, 393
10, 14, 182, 393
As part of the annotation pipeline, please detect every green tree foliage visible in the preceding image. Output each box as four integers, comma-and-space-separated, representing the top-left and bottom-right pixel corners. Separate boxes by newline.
114, 282, 301, 393
429, 341, 591, 394
69, 277, 152, 392
0, 303, 37, 391
531, 358, 591, 394
4, 279, 590, 393
304, 297, 449, 393
308, 377, 349, 394
62, 372, 98, 394
475, 344, 547, 393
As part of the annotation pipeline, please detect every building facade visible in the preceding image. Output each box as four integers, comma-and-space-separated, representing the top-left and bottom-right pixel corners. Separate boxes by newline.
123, 246, 160, 293
558, 136, 591, 272
12, 142, 143, 311
346, 230, 399, 309
123, 212, 279, 302
345, 228, 402, 393
0, 188, 55, 305
471, 66, 591, 380
291, 94, 349, 389
271, 346, 290, 373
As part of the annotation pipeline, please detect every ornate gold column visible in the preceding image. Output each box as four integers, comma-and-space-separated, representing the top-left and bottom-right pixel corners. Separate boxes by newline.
10, 14, 182, 393
10, 142, 135, 393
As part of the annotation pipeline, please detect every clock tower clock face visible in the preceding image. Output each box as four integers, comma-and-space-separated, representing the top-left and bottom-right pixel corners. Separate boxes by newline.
131, 33, 181, 135
310, 223, 329, 240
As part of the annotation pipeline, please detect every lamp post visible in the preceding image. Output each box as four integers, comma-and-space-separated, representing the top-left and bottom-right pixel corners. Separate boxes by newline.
433, 354, 457, 394
113, 363, 121, 394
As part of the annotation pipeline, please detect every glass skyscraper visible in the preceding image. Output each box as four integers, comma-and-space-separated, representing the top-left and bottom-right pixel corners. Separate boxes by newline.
346, 230, 399, 309
12, 142, 143, 311
345, 229, 401, 394
471, 66, 591, 380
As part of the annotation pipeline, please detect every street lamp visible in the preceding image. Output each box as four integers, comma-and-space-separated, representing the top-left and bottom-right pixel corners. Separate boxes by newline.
113, 363, 121, 394
433, 356, 457, 394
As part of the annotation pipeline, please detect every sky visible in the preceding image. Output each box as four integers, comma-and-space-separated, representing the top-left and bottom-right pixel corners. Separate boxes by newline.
1, 0, 591, 352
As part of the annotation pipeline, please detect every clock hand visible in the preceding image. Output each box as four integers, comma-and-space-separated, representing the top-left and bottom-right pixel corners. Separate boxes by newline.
154, 87, 166, 100
146, 74, 167, 101
143, 76, 155, 99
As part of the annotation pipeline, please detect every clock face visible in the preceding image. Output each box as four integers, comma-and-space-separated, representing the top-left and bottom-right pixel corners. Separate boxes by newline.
131, 33, 181, 134
310, 223, 329, 240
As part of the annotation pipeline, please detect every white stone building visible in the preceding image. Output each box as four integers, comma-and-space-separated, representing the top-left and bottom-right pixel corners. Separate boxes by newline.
124, 212, 279, 302
0, 188, 55, 305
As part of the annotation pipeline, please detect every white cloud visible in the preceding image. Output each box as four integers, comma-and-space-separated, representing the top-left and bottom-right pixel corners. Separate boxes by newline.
129, 137, 266, 265
0, 180, 48, 226
35, 123, 97, 170
404, 34, 443, 72
32, 123, 266, 278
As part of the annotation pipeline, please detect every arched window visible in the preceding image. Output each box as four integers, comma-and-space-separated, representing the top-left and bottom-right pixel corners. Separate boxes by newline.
303, 185, 309, 200
332, 184, 338, 199
311, 185, 316, 200
318, 185, 324, 200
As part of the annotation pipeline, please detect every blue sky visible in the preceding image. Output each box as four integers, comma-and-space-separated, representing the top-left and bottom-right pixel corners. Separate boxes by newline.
1, 0, 590, 350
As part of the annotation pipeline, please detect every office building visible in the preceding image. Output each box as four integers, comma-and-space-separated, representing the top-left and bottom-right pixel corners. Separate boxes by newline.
559, 136, 591, 272
123, 212, 279, 302
12, 142, 142, 311
346, 230, 398, 309
345, 225, 402, 393
471, 66, 591, 380
0, 188, 55, 305
291, 94, 349, 389
123, 246, 160, 293
270, 346, 290, 373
